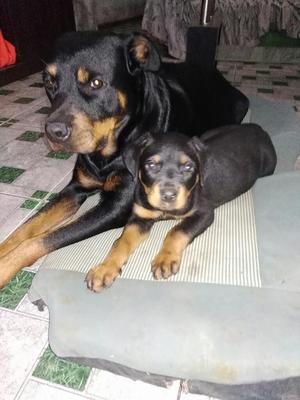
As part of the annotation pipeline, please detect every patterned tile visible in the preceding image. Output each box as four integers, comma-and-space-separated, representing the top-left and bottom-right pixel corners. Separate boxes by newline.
20, 199, 40, 210
0, 89, 15, 96
14, 97, 35, 104
47, 150, 73, 160
0, 166, 25, 183
32, 190, 49, 199
272, 81, 288, 86
17, 295, 49, 320
0, 271, 34, 310
256, 70, 270, 75
35, 106, 51, 115
86, 369, 180, 400
33, 347, 91, 391
0, 310, 48, 400
29, 82, 44, 88
17, 130, 43, 142
180, 393, 220, 400
269, 65, 283, 69
242, 75, 257, 80
19, 380, 90, 400
257, 88, 274, 94
1, 118, 19, 128
286, 75, 300, 80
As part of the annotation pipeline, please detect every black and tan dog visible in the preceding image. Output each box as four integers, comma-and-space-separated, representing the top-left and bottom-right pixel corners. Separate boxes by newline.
86, 124, 276, 291
0, 31, 249, 288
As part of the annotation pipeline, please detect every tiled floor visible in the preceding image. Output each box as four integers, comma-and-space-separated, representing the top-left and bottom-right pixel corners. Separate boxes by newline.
0, 61, 299, 400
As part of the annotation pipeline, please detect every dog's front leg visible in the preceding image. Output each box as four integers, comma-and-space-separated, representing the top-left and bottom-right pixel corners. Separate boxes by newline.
0, 182, 89, 288
0, 175, 134, 288
152, 205, 215, 279
86, 217, 154, 292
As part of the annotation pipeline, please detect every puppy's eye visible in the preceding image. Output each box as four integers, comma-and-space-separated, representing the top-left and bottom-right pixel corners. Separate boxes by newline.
144, 160, 161, 172
90, 78, 103, 89
45, 79, 55, 90
181, 162, 194, 173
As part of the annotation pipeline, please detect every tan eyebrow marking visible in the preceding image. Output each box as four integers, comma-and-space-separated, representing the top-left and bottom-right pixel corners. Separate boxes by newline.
47, 64, 57, 77
77, 67, 90, 84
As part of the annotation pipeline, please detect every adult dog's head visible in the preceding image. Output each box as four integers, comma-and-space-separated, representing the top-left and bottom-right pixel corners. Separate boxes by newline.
43, 32, 161, 157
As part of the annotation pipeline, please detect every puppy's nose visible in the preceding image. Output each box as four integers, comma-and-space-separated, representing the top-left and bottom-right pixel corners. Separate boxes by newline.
160, 187, 177, 203
45, 122, 71, 141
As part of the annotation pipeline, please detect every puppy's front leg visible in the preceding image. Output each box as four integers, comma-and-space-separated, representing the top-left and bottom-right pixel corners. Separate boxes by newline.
86, 218, 154, 292
152, 206, 214, 280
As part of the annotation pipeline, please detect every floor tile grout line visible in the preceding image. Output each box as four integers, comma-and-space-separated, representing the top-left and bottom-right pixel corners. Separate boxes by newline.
15, 294, 49, 322
13, 340, 50, 400
0, 304, 48, 322
30, 376, 107, 400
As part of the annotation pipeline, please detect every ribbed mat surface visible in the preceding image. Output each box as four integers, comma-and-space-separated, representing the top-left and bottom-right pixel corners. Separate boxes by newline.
43, 190, 261, 287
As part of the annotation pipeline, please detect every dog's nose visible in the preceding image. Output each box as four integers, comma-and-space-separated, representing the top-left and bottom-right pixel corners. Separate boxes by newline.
160, 187, 177, 203
45, 122, 71, 141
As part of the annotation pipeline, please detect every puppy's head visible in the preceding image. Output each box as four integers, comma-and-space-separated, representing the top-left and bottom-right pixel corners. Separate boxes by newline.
124, 132, 206, 212
43, 32, 160, 156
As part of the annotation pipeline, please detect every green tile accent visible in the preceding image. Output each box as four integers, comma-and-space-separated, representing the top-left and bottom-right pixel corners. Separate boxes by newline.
0, 271, 34, 309
32, 190, 49, 199
256, 70, 270, 75
30, 82, 44, 88
243, 61, 256, 65
272, 81, 288, 86
242, 75, 257, 80
14, 97, 35, 104
47, 150, 73, 160
33, 347, 91, 391
294, 95, 300, 101
48, 193, 58, 201
35, 106, 51, 115
20, 199, 39, 209
0, 89, 14, 95
0, 166, 25, 183
17, 130, 43, 142
257, 88, 274, 94
270, 65, 283, 69
1, 118, 19, 128
286, 76, 300, 80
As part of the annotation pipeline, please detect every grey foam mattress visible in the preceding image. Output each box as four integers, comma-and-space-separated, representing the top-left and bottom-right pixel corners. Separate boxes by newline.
29, 96, 300, 399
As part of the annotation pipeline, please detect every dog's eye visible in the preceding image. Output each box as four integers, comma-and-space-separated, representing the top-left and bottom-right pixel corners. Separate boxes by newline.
44, 79, 55, 90
180, 162, 194, 173
90, 79, 103, 89
144, 161, 161, 172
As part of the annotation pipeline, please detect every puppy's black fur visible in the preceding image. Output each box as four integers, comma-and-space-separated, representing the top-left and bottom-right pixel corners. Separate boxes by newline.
85, 123, 276, 290
0, 31, 249, 289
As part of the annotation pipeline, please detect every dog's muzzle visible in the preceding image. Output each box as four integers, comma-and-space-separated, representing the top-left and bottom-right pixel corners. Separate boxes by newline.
45, 121, 71, 142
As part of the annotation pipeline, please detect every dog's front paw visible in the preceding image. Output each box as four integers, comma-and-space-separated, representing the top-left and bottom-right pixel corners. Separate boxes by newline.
151, 251, 181, 280
85, 264, 121, 292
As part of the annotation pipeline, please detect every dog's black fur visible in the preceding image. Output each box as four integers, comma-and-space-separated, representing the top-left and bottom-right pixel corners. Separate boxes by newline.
0, 31, 249, 288
86, 123, 276, 291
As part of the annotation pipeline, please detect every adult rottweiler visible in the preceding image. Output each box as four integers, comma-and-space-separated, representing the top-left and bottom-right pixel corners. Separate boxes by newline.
0, 31, 249, 288
86, 124, 276, 292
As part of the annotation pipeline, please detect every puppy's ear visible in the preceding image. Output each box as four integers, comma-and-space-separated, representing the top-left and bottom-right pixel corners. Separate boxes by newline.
125, 33, 161, 75
188, 136, 207, 155
188, 137, 207, 186
123, 132, 153, 178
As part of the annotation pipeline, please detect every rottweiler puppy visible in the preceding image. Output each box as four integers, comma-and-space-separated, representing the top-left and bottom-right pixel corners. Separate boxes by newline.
86, 123, 276, 291
0, 31, 249, 288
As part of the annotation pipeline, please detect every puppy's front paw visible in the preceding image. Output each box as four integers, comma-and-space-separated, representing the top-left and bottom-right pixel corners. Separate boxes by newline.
151, 251, 181, 280
85, 264, 121, 292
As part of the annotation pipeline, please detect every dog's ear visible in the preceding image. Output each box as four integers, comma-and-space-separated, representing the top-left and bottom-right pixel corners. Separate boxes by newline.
125, 33, 161, 75
188, 136, 207, 155
123, 132, 153, 178
188, 137, 207, 186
